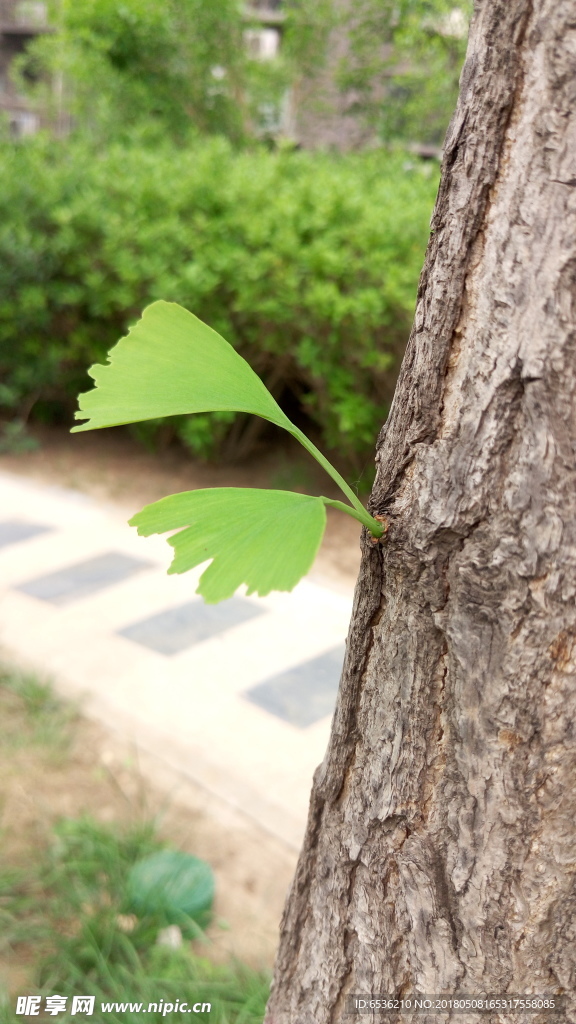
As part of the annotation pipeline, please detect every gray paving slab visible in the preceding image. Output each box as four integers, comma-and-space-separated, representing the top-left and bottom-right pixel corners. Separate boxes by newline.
245, 645, 345, 728
0, 519, 53, 548
15, 551, 153, 605
118, 597, 266, 655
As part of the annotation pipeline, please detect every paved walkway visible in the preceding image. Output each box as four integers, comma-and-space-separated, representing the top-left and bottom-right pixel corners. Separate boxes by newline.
0, 470, 354, 849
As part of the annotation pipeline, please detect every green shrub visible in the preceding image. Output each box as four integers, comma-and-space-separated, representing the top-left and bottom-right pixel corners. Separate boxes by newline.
0, 135, 437, 466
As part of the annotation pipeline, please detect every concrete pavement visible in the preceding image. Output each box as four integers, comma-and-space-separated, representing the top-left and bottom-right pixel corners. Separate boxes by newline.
0, 470, 355, 849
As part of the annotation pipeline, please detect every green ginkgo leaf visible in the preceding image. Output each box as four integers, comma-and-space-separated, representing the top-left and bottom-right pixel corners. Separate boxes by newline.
130, 487, 328, 604
72, 300, 292, 433
73, 300, 384, 602
72, 300, 382, 535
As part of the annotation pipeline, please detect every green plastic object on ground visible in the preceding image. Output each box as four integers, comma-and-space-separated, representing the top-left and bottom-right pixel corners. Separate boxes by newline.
126, 849, 215, 928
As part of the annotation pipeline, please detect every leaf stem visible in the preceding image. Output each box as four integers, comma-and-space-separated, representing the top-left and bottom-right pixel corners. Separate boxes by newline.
288, 425, 383, 537
321, 497, 384, 536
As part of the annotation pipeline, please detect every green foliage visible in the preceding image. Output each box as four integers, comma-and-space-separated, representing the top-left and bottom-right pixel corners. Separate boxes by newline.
130, 487, 329, 603
47, 816, 161, 913
73, 302, 292, 433
42, 943, 268, 1023
74, 299, 371, 505
75, 300, 382, 600
282, 0, 337, 82
18, 0, 289, 144
41, 817, 216, 985
22, 0, 245, 142
295, 0, 472, 148
14, 0, 469, 148
0, 419, 39, 454
377, 0, 471, 146
0, 134, 437, 464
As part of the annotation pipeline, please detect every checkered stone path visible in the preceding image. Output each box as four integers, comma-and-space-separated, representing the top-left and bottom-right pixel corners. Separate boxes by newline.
0, 519, 53, 548
119, 598, 266, 655
17, 551, 152, 605
246, 646, 345, 729
0, 471, 355, 847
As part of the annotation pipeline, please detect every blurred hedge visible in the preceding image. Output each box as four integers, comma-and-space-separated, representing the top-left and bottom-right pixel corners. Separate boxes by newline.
0, 136, 438, 466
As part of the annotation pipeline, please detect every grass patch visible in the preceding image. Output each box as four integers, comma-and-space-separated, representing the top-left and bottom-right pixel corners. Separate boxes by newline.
1, 815, 270, 1023
0, 665, 270, 1022
0, 664, 74, 753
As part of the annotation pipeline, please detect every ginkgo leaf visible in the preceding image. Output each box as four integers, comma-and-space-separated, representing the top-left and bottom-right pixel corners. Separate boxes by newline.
72, 299, 385, 542
72, 300, 292, 432
130, 487, 328, 603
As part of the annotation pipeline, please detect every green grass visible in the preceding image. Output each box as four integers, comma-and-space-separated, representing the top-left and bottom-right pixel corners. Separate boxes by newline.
0, 666, 270, 1023
1, 815, 270, 1023
0, 663, 74, 752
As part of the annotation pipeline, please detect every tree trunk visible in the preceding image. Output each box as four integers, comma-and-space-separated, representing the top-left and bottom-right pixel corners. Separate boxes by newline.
265, 0, 576, 1021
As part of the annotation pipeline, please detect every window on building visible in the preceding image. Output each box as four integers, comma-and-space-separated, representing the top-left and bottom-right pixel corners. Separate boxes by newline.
14, 2, 47, 26
244, 27, 280, 60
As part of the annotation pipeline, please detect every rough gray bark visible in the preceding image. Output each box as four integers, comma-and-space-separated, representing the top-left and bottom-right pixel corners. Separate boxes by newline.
265, 1, 576, 1021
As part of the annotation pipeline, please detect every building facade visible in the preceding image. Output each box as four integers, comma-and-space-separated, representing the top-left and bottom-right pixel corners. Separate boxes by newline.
0, 0, 52, 135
